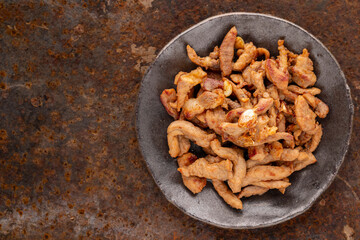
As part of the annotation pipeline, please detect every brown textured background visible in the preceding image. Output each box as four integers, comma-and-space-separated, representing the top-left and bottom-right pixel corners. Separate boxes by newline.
0, 0, 359, 239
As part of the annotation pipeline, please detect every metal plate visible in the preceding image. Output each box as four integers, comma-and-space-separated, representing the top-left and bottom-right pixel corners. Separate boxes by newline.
136, 13, 353, 229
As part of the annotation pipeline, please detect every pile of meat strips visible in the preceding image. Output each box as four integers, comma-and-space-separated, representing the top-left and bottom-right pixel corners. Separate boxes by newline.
160, 26, 329, 209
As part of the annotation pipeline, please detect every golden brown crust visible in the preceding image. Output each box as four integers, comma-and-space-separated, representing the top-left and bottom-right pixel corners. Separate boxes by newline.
219, 27, 237, 76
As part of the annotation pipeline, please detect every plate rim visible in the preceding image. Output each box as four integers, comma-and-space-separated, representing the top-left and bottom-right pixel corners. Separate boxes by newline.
135, 12, 354, 229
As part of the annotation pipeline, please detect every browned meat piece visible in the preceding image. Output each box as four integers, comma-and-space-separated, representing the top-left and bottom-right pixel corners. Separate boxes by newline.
242, 61, 266, 93
174, 71, 186, 85
176, 67, 207, 111
238, 186, 269, 198
210, 139, 246, 193
202, 77, 224, 91
266, 85, 280, 102
186, 45, 220, 70
229, 81, 253, 108
167, 120, 216, 157
268, 141, 283, 160
206, 71, 222, 80
230, 74, 248, 88
294, 151, 317, 171
220, 122, 247, 138
205, 107, 226, 135
279, 89, 298, 102
278, 100, 294, 116
183, 90, 225, 120
225, 107, 246, 122
242, 165, 294, 187
191, 114, 208, 128
257, 48, 270, 59
160, 89, 179, 119
278, 40, 289, 73
294, 95, 317, 132
205, 154, 224, 163
233, 42, 258, 71
198, 89, 225, 109
246, 154, 275, 168
248, 145, 267, 161
265, 59, 289, 90
264, 40, 290, 90
251, 180, 291, 189
177, 153, 207, 194
178, 135, 191, 156
209, 46, 219, 59
254, 98, 274, 114
219, 26, 237, 76
183, 99, 205, 120
213, 180, 243, 209
178, 158, 233, 181
280, 148, 300, 161
297, 131, 313, 146
277, 113, 286, 132
258, 132, 294, 146
306, 124, 323, 152
288, 85, 321, 95
290, 49, 317, 88
303, 93, 329, 118
268, 106, 277, 127
226, 131, 293, 148
225, 98, 242, 109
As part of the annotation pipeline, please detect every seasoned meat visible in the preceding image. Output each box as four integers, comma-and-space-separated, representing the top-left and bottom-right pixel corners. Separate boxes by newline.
242, 165, 294, 187
167, 120, 216, 157
210, 139, 246, 193
290, 49, 317, 88
160, 89, 179, 119
186, 45, 220, 70
213, 180, 243, 209
306, 124, 323, 152
295, 95, 317, 132
303, 93, 329, 118
254, 98, 274, 115
178, 158, 233, 181
233, 42, 258, 71
177, 153, 207, 194
294, 151, 317, 171
248, 145, 267, 161
176, 67, 207, 111
288, 85, 321, 95
219, 26, 237, 76
251, 180, 291, 189
265, 59, 289, 90
242, 61, 266, 93
205, 107, 226, 135
183, 90, 225, 120
202, 77, 224, 91
238, 186, 269, 198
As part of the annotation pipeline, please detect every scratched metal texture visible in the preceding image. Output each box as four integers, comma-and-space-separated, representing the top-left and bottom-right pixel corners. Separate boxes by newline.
0, 0, 358, 239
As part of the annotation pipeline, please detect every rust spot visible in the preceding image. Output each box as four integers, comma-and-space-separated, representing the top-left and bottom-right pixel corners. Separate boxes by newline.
0, 82, 7, 89
78, 209, 85, 215
16, 208, 23, 216
31, 97, 43, 107
0, 70, 6, 77
68, 203, 73, 209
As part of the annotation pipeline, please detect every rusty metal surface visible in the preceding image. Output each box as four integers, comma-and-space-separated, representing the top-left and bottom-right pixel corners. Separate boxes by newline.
0, 0, 358, 239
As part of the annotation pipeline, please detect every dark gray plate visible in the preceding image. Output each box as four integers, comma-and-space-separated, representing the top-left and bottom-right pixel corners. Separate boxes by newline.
136, 13, 353, 229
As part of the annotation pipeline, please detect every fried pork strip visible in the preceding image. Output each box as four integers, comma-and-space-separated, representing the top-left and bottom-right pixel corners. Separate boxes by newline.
177, 153, 207, 194
178, 158, 233, 181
